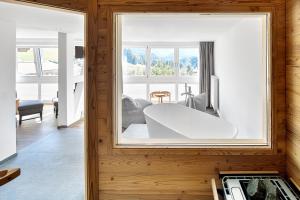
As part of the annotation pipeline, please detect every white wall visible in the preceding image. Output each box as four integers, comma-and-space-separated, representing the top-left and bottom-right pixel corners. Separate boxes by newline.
122, 14, 243, 42
121, 15, 268, 45
58, 32, 84, 126
0, 20, 16, 161
214, 18, 266, 139
0, 1, 84, 39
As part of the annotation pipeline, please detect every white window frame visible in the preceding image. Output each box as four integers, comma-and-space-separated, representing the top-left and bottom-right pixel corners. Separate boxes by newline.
16, 47, 39, 77
123, 42, 200, 101
16, 44, 58, 103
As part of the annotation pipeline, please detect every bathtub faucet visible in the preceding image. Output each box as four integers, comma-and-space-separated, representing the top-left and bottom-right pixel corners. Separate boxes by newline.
181, 84, 196, 108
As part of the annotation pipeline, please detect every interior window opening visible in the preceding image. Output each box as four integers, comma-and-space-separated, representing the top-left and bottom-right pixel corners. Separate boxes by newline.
115, 13, 270, 147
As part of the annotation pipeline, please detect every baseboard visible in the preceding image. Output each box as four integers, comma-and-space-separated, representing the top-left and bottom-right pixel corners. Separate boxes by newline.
0, 153, 17, 165
68, 118, 84, 128
216, 109, 221, 117
57, 118, 84, 129
57, 125, 68, 129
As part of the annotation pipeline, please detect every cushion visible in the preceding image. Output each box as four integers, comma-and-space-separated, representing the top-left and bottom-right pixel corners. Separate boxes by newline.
135, 98, 152, 109
122, 96, 152, 129
193, 93, 206, 112
122, 96, 138, 112
18, 100, 44, 111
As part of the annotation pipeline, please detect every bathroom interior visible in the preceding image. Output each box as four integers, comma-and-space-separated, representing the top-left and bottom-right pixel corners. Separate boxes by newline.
117, 13, 269, 146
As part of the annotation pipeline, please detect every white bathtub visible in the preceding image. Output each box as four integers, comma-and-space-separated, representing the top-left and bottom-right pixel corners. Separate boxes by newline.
143, 103, 237, 139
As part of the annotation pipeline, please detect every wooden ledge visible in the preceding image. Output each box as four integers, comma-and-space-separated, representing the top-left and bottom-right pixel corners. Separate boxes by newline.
290, 177, 300, 192
0, 168, 21, 186
211, 178, 220, 200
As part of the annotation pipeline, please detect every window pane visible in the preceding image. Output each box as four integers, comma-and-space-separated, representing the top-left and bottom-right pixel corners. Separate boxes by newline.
16, 48, 36, 76
17, 48, 34, 62
40, 48, 58, 76
41, 84, 58, 101
123, 84, 147, 99
149, 84, 175, 102
150, 48, 175, 76
123, 48, 146, 76
16, 83, 38, 100
179, 48, 199, 76
178, 84, 199, 101
17, 63, 37, 76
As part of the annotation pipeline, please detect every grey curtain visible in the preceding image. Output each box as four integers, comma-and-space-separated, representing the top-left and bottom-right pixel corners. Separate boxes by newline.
199, 42, 214, 108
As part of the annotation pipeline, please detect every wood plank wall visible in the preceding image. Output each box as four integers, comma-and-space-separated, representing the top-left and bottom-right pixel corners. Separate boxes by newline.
286, 0, 300, 187
16, 0, 286, 199
97, 1, 286, 199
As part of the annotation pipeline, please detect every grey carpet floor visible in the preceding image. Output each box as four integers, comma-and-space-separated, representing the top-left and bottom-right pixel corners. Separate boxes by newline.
0, 128, 84, 200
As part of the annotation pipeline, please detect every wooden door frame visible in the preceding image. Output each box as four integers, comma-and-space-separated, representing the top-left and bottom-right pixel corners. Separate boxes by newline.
5, 0, 98, 200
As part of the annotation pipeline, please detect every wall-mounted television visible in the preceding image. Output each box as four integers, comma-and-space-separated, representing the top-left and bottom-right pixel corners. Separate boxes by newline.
75, 46, 84, 59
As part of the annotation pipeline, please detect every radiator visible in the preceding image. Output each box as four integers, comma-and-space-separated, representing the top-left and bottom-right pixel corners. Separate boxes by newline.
211, 75, 219, 111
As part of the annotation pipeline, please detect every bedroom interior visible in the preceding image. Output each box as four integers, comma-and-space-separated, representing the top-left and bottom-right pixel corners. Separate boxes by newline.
0, 0, 300, 200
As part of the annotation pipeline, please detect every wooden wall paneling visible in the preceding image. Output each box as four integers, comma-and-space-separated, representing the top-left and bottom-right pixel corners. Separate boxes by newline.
86, 0, 99, 199
98, 0, 284, 7
12, 0, 86, 12
286, 0, 300, 187
272, 3, 286, 155
98, 1, 286, 199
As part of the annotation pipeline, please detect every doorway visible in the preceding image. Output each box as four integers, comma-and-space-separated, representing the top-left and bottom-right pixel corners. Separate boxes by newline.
0, 1, 87, 199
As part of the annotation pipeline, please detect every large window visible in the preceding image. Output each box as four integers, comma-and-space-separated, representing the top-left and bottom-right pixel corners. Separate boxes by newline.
41, 84, 58, 101
40, 48, 58, 76
123, 45, 199, 101
123, 84, 147, 99
179, 48, 199, 76
16, 47, 59, 102
150, 48, 175, 76
16, 83, 39, 100
17, 47, 58, 77
16, 48, 37, 76
123, 48, 146, 76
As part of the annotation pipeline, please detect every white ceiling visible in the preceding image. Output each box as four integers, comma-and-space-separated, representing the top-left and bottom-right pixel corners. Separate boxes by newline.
122, 14, 263, 42
0, 1, 84, 39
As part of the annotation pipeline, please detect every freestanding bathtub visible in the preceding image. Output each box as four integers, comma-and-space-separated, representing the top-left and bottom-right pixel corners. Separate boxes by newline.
143, 103, 237, 139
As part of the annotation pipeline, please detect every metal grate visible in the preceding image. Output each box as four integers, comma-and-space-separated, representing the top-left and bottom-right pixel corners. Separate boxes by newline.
222, 176, 300, 200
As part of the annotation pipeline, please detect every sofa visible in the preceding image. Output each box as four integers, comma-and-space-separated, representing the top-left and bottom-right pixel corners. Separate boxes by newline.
122, 96, 152, 129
